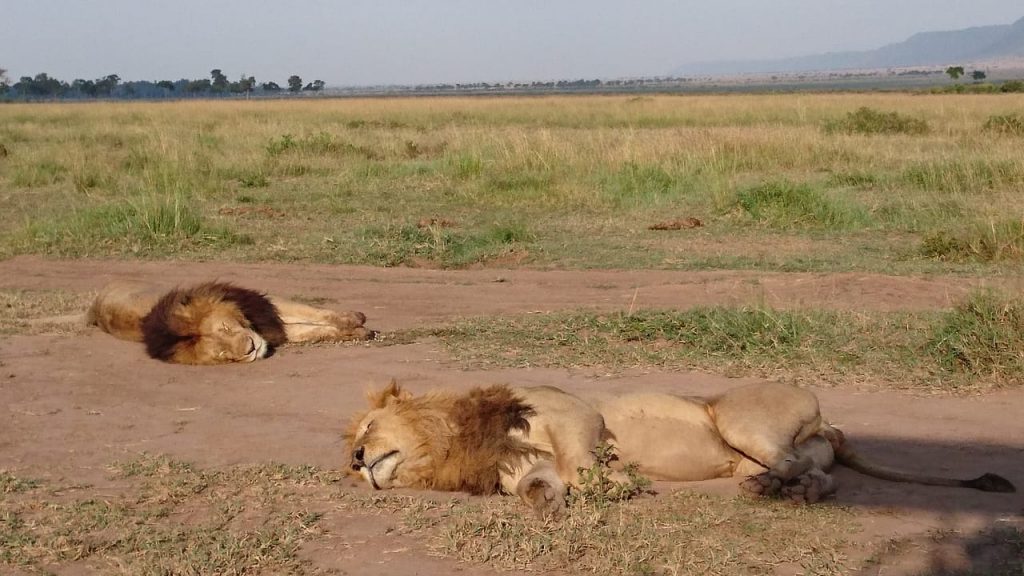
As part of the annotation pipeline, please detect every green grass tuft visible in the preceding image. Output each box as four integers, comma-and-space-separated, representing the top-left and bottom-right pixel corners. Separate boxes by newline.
735, 181, 871, 230
928, 290, 1024, 381
601, 162, 678, 207
447, 152, 484, 179
920, 219, 1024, 262
14, 195, 250, 256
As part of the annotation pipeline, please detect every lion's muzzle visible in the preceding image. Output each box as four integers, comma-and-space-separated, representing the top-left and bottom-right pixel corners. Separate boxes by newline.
350, 446, 366, 471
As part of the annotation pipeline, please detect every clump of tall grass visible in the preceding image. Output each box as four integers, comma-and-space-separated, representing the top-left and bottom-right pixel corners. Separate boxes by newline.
18, 195, 247, 255
898, 159, 1024, 194
823, 107, 929, 135
446, 152, 484, 179
928, 290, 1024, 381
600, 162, 678, 207
920, 219, 1024, 262
983, 113, 1024, 136
734, 181, 871, 230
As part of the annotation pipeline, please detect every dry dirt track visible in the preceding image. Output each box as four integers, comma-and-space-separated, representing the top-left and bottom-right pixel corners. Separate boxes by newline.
2, 255, 1023, 575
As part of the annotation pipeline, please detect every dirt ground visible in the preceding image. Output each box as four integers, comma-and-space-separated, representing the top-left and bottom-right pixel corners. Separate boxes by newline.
2, 255, 1022, 575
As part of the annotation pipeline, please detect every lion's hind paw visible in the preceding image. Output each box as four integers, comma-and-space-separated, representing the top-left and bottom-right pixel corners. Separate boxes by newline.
780, 470, 837, 504
740, 469, 837, 504
740, 472, 783, 498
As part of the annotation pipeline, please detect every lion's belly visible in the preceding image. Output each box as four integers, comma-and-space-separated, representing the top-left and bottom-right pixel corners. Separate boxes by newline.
596, 393, 740, 481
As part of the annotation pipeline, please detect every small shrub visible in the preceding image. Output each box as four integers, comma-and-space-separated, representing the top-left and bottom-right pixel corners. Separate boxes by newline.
568, 442, 651, 510
265, 134, 297, 156
824, 107, 929, 135
983, 113, 1024, 136
1000, 80, 1024, 93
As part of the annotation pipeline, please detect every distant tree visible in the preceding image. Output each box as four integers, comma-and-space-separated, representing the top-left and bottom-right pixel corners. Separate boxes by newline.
262, 81, 282, 92
14, 73, 68, 97
0, 67, 8, 95
971, 70, 987, 82
210, 68, 229, 92
94, 74, 120, 96
302, 80, 325, 92
156, 80, 175, 92
945, 66, 965, 81
229, 74, 256, 94
186, 78, 212, 94
72, 78, 98, 97
287, 75, 303, 92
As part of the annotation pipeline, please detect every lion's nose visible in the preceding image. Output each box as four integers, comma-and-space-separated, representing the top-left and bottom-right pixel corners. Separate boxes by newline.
351, 446, 365, 470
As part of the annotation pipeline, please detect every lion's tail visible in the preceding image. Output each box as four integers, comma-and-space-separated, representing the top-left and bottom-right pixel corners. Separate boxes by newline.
826, 426, 1015, 493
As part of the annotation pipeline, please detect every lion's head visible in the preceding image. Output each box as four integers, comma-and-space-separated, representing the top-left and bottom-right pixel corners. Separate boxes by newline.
345, 381, 541, 494
141, 282, 288, 365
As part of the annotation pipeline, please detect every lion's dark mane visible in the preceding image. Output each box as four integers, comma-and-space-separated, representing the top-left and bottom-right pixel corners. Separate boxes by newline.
141, 282, 287, 362
434, 385, 541, 495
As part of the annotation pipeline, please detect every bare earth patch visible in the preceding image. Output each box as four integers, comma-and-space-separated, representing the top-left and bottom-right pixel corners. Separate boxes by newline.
1, 256, 1023, 575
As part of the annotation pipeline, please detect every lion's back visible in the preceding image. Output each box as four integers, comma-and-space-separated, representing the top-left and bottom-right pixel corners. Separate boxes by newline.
87, 281, 163, 342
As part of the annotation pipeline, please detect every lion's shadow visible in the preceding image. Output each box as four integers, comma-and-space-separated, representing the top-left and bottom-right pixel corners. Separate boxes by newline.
822, 435, 1023, 517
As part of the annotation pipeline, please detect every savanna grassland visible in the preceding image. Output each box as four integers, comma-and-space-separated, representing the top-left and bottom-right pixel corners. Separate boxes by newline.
2, 93, 1024, 272
3, 94, 1024, 576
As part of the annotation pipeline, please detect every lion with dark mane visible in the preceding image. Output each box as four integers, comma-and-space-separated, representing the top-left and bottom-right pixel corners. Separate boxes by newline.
88, 280, 374, 364
346, 381, 1015, 516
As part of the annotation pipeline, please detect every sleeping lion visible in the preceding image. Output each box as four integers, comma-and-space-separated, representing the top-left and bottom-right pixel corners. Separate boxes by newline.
346, 381, 1014, 517
88, 280, 375, 364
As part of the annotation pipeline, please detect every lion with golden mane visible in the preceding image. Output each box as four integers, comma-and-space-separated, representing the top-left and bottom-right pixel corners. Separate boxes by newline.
88, 280, 374, 365
346, 381, 1014, 516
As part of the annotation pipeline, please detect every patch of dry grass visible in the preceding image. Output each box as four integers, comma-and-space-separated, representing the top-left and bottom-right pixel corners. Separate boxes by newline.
0, 288, 93, 335
1, 454, 857, 575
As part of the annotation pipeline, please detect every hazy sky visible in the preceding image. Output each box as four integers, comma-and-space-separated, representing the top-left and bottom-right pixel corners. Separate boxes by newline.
2, 1, 1021, 86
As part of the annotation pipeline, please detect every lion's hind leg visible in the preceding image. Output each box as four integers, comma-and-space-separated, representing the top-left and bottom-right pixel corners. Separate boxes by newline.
738, 436, 838, 503
269, 298, 374, 342
710, 383, 838, 503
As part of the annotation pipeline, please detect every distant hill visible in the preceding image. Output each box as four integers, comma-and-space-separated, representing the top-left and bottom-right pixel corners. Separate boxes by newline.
672, 16, 1024, 76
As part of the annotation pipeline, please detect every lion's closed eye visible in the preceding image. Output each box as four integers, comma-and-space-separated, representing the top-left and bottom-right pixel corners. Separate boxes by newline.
359, 420, 375, 437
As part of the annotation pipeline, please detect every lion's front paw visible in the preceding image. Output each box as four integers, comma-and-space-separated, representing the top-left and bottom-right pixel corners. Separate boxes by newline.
740, 472, 783, 498
780, 470, 837, 504
523, 477, 565, 519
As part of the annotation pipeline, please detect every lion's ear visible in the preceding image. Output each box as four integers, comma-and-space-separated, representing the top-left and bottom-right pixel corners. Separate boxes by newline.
367, 379, 411, 408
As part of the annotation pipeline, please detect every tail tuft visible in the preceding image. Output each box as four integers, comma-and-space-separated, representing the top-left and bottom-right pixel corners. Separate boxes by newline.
964, 473, 1016, 493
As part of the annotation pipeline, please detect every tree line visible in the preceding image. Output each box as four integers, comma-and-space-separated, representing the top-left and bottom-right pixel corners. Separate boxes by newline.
0, 68, 326, 100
